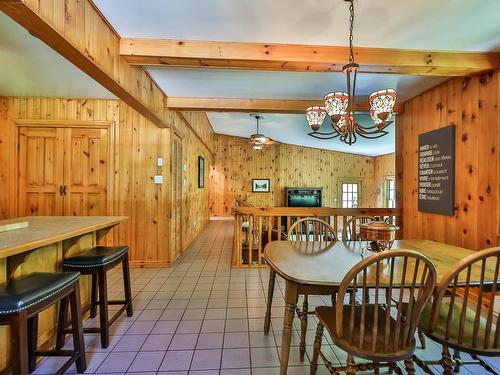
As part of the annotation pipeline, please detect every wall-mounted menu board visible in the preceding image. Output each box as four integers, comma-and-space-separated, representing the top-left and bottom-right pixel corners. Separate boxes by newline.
418, 125, 455, 215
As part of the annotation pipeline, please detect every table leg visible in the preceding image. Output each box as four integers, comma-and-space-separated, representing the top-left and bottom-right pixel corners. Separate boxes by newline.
264, 268, 276, 335
280, 280, 298, 375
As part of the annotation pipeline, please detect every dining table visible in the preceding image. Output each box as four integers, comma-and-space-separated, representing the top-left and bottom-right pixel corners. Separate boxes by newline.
263, 239, 496, 375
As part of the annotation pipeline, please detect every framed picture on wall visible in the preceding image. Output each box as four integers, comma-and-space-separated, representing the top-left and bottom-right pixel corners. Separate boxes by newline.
252, 179, 270, 193
198, 156, 205, 188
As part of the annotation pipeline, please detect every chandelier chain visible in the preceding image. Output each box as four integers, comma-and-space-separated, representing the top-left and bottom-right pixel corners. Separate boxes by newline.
348, 0, 355, 64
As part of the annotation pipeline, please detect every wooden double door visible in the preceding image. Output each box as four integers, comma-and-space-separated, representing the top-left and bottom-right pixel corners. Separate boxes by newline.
18, 126, 109, 216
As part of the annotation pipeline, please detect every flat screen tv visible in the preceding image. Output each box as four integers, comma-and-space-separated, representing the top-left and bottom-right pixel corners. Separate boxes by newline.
285, 188, 322, 207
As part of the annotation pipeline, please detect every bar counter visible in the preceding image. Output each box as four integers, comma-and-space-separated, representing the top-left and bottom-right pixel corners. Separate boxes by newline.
0, 216, 127, 371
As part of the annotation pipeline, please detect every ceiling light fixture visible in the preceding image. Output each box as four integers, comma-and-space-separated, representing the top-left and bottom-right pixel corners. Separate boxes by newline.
234, 114, 279, 150
305, 0, 397, 145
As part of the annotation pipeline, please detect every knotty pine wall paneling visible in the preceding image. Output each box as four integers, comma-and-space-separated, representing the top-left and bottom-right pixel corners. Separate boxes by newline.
209, 134, 392, 215
0, 97, 214, 266
173, 113, 213, 251
276, 143, 377, 207
209, 135, 279, 215
397, 71, 499, 250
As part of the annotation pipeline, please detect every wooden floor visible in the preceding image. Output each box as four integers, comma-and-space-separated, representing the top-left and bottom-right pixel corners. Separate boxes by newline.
33, 219, 500, 374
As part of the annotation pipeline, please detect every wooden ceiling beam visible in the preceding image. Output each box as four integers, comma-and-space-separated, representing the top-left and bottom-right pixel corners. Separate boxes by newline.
120, 38, 500, 76
167, 97, 403, 114
0, 1, 169, 128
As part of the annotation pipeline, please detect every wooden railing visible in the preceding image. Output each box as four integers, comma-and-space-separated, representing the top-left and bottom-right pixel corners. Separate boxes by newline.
232, 206, 402, 268
234, 196, 256, 208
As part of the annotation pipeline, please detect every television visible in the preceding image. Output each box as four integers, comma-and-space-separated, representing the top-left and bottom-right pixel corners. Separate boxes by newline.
285, 188, 322, 207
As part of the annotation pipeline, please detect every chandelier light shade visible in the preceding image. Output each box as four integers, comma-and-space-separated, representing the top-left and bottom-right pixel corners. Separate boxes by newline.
369, 89, 397, 125
306, 106, 327, 131
323, 92, 349, 123
305, 0, 396, 145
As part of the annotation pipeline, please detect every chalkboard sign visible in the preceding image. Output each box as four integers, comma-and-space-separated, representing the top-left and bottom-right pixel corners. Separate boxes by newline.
418, 125, 455, 215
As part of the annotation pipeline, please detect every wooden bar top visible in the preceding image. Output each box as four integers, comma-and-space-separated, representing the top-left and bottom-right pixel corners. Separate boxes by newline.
0, 216, 127, 259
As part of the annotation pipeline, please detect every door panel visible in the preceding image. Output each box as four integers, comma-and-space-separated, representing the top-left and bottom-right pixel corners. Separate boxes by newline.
18, 127, 64, 215
64, 128, 108, 216
18, 126, 109, 217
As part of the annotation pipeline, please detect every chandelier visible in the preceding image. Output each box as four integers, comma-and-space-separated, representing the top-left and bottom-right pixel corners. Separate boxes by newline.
305, 0, 397, 145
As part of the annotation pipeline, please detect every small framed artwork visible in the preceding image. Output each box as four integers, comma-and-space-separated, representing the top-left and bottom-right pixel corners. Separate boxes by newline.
198, 156, 205, 188
252, 179, 270, 193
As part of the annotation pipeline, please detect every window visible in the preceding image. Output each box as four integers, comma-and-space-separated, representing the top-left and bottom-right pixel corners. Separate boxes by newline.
386, 178, 396, 208
341, 182, 360, 208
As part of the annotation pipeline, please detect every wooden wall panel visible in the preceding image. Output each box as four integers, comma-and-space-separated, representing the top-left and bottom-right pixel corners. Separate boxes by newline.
397, 71, 499, 250
171, 111, 214, 249
209, 134, 392, 215
0, 97, 214, 265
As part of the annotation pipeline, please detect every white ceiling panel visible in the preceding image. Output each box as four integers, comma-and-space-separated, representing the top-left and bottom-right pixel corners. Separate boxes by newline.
208, 112, 395, 157
94, 0, 500, 51
147, 67, 448, 101
0, 12, 114, 99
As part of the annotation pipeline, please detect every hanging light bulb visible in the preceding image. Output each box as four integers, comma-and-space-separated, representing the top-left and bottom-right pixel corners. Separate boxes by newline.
305, 106, 326, 131
252, 142, 263, 150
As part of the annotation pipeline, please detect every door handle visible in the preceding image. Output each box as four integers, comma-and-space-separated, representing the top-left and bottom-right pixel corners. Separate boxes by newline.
62, 185, 68, 195
59, 185, 64, 196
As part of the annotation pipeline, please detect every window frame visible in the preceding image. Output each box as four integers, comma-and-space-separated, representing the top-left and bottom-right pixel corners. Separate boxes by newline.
384, 176, 396, 208
338, 178, 362, 208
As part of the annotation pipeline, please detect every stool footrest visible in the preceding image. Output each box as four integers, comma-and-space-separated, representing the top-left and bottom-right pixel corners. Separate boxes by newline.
94, 299, 127, 305
65, 304, 128, 334
35, 349, 76, 357
35, 350, 79, 375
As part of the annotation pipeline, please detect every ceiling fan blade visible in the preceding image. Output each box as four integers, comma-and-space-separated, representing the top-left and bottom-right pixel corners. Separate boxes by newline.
265, 138, 280, 145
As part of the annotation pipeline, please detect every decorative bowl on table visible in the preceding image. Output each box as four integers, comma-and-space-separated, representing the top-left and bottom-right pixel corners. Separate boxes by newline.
360, 220, 399, 252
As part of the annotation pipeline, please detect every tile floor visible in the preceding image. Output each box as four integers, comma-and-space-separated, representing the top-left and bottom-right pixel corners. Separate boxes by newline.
35, 219, 499, 374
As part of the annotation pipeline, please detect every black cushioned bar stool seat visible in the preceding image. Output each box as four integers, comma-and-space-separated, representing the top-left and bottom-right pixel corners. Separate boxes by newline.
0, 272, 79, 314
58, 245, 133, 349
0, 272, 86, 375
62, 246, 129, 268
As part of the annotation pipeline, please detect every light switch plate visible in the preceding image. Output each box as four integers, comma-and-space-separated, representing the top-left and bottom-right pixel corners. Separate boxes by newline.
183, 164, 187, 172
157, 157, 163, 167
154, 175, 164, 184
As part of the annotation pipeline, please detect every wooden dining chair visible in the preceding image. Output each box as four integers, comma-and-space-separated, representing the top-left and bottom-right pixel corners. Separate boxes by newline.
310, 249, 437, 375
264, 217, 337, 362
342, 215, 375, 241
288, 217, 337, 361
413, 246, 500, 375
288, 217, 336, 246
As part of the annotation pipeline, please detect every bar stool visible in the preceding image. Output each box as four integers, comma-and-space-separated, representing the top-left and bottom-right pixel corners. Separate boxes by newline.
0, 272, 86, 375
57, 246, 133, 348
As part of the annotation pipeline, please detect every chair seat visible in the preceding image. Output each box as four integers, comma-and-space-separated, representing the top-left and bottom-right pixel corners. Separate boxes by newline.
316, 305, 415, 362
63, 246, 129, 268
419, 302, 498, 355
0, 272, 80, 315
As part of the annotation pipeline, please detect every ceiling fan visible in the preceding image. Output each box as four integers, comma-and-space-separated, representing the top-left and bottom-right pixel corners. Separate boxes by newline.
234, 114, 279, 150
